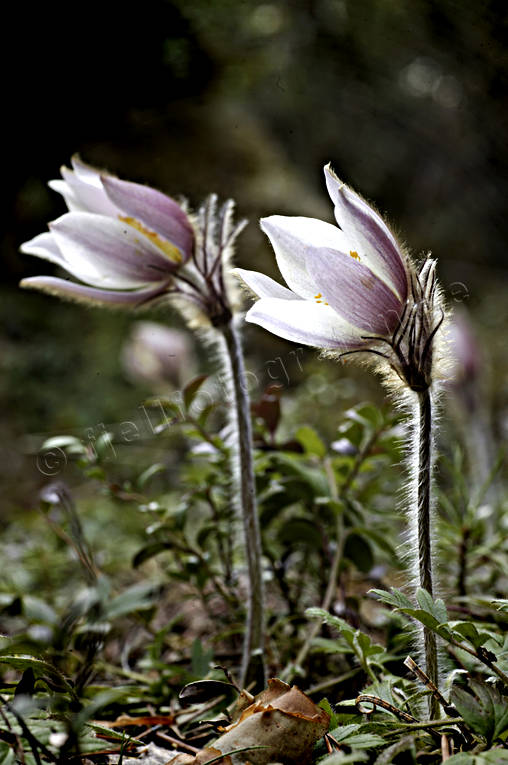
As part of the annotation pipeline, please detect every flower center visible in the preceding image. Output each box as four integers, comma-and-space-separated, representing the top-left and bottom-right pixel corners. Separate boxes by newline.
349, 250, 361, 261
119, 216, 182, 263
314, 292, 329, 305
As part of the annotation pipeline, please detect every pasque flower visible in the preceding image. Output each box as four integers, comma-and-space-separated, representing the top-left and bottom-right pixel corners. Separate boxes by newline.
237, 164, 446, 716
20, 156, 194, 307
235, 164, 443, 392
20, 156, 265, 690
20, 156, 244, 326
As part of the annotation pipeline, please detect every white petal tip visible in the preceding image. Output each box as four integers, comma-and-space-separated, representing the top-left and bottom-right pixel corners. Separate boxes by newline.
259, 215, 286, 234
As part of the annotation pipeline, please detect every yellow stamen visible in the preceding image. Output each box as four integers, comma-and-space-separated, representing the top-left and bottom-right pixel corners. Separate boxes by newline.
316, 300, 322, 303
349, 250, 360, 261
314, 293, 322, 299
119, 216, 182, 263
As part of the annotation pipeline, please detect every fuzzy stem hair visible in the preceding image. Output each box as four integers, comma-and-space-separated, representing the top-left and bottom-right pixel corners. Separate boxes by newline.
219, 319, 266, 691
415, 388, 439, 719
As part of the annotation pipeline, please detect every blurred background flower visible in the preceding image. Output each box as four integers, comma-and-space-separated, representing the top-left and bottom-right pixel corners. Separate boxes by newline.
121, 321, 196, 391
3, 0, 508, 513
446, 307, 499, 515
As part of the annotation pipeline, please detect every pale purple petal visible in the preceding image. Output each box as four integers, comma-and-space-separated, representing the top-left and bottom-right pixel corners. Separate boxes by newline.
20, 231, 68, 269
49, 167, 120, 216
306, 248, 404, 335
232, 267, 299, 300
102, 176, 193, 258
49, 212, 179, 289
324, 165, 408, 301
20, 276, 170, 307
246, 297, 364, 349
260, 215, 348, 299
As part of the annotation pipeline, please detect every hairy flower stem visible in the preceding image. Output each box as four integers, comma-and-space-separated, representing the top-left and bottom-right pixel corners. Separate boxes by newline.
220, 321, 266, 691
415, 388, 439, 720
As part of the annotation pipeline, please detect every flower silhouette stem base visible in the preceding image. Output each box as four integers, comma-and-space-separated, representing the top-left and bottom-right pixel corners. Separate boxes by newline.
416, 388, 439, 720
220, 320, 266, 691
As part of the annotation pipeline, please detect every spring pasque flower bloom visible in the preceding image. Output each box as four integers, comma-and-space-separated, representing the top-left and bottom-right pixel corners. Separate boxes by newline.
235, 164, 408, 348
20, 156, 194, 307
20, 157, 247, 329
20, 158, 266, 688
236, 164, 443, 392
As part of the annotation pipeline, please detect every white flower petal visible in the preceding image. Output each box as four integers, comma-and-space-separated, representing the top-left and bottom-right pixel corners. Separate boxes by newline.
49, 166, 119, 216
70, 155, 105, 185
20, 231, 67, 269
232, 267, 299, 300
48, 179, 82, 212
260, 216, 348, 299
49, 212, 177, 289
246, 297, 364, 349
324, 165, 408, 301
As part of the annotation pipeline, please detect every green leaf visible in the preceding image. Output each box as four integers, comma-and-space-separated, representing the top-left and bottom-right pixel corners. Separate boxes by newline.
416, 588, 448, 623
197, 402, 218, 427
84, 722, 141, 750
268, 453, 330, 498
373, 736, 416, 765
295, 425, 327, 458
311, 637, 354, 656
452, 622, 492, 650
0, 656, 72, 692
0, 742, 16, 765
23, 597, 58, 625
277, 517, 323, 550
319, 752, 368, 764
440, 755, 474, 765
306, 609, 355, 639
318, 697, 338, 730
400, 608, 438, 629
451, 683, 494, 741
478, 751, 508, 763
355, 631, 384, 659
397, 607, 454, 640
328, 724, 362, 742
132, 542, 172, 567
183, 375, 208, 410
104, 582, 160, 620
369, 588, 413, 610
328, 725, 384, 750
343, 733, 385, 749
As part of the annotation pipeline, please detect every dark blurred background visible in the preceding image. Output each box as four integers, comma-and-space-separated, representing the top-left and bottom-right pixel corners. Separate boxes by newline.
3, 0, 508, 512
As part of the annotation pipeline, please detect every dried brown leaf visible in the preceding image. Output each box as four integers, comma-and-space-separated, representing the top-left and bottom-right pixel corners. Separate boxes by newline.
192, 678, 329, 765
